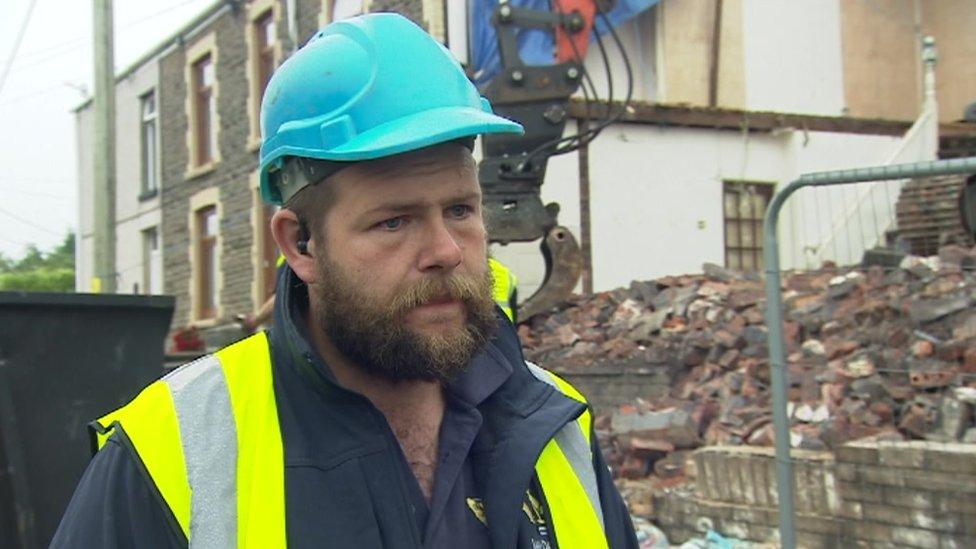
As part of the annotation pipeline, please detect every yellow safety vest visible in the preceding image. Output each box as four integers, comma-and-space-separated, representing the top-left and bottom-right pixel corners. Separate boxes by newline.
92, 333, 608, 548
489, 258, 518, 323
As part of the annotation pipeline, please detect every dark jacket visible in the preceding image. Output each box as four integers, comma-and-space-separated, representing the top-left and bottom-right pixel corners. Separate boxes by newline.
52, 269, 637, 548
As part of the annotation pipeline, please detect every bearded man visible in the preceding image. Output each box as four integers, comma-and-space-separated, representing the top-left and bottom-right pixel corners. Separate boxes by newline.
53, 13, 637, 549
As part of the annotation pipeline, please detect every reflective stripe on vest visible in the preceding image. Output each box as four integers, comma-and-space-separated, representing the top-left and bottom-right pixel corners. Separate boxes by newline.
92, 336, 603, 548
526, 362, 609, 549
94, 332, 286, 548
489, 258, 517, 322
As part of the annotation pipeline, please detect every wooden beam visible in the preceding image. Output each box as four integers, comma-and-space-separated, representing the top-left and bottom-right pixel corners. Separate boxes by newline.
569, 100, 976, 138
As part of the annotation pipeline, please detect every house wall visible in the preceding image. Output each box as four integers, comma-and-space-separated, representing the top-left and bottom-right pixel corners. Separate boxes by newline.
76, 108, 94, 292
74, 57, 162, 294
160, 8, 262, 328
839, 0, 920, 121
655, 0, 745, 108
921, 0, 976, 122
493, 123, 902, 296
742, 0, 845, 116
114, 64, 163, 294
655, 0, 976, 122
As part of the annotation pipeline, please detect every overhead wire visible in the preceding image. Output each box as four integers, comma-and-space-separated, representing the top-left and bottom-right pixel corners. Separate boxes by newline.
520, 0, 602, 164
0, 186, 75, 201
0, 204, 63, 237
519, 0, 634, 170
9, 0, 205, 75
0, 0, 40, 97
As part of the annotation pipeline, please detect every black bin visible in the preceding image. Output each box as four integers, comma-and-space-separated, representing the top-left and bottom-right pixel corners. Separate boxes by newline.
0, 292, 174, 548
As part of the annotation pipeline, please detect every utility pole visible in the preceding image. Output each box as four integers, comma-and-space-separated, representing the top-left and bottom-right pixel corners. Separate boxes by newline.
92, 0, 116, 293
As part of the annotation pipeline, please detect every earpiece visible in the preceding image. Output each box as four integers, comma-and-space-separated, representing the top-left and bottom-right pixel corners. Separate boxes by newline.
297, 220, 312, 257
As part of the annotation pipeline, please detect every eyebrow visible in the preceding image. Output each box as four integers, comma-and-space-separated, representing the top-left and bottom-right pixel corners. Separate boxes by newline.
363, 191, 482, 216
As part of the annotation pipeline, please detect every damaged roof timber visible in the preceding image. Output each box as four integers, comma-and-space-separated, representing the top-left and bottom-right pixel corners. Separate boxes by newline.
569, 99, 976, 138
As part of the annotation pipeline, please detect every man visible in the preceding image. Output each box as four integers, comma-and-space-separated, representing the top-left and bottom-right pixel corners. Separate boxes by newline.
53, 14, 636, 548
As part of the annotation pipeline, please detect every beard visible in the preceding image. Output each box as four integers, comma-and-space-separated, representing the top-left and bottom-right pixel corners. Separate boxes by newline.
309, 255, 499, 383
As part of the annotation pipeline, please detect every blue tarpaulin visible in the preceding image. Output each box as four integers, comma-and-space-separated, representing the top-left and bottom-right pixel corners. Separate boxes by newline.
468, 0, 660, 87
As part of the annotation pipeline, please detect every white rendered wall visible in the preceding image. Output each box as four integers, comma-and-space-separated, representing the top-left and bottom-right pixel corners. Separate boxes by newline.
74, 58, 162, 294
76, 107, 94, 292
741, 0, 845, 116
493, 123, 905, 298
579, 8, 658, 104
114, 62, 163, 294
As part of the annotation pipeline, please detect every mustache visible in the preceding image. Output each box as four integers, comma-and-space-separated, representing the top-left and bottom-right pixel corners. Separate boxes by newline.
389, 272, 493, 314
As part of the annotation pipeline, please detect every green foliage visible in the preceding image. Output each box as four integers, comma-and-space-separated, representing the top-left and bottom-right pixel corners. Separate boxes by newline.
0, 232, 76, 292
0, 269, 75, 292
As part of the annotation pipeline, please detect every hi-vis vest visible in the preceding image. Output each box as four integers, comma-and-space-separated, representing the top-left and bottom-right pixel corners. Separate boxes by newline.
489, 258, 517, 323
93, 332, 608, 548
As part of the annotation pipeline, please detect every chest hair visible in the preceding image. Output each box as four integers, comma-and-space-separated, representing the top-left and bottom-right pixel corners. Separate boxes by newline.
389, 414, 442, 501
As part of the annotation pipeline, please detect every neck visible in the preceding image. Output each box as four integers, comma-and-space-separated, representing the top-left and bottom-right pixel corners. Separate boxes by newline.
306, 307, 445, 419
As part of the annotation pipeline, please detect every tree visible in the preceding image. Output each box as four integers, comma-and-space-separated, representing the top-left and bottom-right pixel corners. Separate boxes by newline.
0, 232, 76, 292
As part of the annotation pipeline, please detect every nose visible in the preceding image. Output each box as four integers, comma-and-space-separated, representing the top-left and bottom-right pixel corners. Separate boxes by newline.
418, 219, 463, 273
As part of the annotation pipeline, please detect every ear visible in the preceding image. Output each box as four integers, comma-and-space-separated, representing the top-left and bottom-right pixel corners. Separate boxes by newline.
271, 209, 317, 284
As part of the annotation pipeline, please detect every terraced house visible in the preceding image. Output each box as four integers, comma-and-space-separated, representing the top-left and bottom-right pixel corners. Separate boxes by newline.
76, 0, 976, 338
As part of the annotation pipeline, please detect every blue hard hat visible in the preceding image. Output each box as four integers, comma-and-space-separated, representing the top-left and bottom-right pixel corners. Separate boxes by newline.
258, 13, 524, 205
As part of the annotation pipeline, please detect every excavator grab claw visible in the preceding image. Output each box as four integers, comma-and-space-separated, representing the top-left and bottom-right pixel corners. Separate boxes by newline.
478, 1, 617, 322
518, 226, 584, 322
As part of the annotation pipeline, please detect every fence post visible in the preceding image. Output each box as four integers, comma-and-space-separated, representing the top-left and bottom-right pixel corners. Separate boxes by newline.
763, 179, 801, 549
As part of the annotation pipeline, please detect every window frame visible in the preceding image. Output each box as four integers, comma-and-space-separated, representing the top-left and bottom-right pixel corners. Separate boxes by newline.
246, 1, 282, 150
250, 171, 279, 313
196, 205, 219, 320
723, 180, 774, 272
193, 54, 215, 166
139, 90, 159, 199
188, 187, 222, 325
141, 226, 162, 295
184, 32, 220, 179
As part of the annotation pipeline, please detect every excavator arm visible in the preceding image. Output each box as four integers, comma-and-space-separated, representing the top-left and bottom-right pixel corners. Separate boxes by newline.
477, 1, 613, 321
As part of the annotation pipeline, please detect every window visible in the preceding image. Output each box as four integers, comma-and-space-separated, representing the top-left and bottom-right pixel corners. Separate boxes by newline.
192, 54, 216, 166
142, 227, 162, 295
261, 204, 278, 299
321, 0, 363, 26
247, 4, 279, 147
140, 91, 158, 196
196, 206, 218, 319
184, 33, 219, 176
255, 11, 276, 94
723, 181, 773, 271
250, 173, 279, 310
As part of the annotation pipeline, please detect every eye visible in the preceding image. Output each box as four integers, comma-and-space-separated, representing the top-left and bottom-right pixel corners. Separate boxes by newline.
448, 204, 473, 219
377, 217, 406, 231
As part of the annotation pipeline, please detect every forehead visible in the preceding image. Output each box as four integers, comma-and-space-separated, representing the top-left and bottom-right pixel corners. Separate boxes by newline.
331, 145, 479, 206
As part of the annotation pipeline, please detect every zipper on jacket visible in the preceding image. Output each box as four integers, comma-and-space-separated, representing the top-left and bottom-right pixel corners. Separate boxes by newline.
531, 474, 559, 549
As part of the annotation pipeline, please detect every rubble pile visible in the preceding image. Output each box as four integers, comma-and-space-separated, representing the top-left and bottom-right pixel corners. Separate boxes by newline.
519, 245, 976, 481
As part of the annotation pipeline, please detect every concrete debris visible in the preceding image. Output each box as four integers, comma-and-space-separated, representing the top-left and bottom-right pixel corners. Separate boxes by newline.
632, 517, 670, 549
521, 248, 976, 487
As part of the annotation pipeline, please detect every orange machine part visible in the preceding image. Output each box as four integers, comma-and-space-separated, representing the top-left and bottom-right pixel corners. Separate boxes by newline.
554, 0, 597, 62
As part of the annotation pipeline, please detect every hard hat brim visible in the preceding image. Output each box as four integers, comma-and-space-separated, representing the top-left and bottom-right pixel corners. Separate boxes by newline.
261, 105, 523, 204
